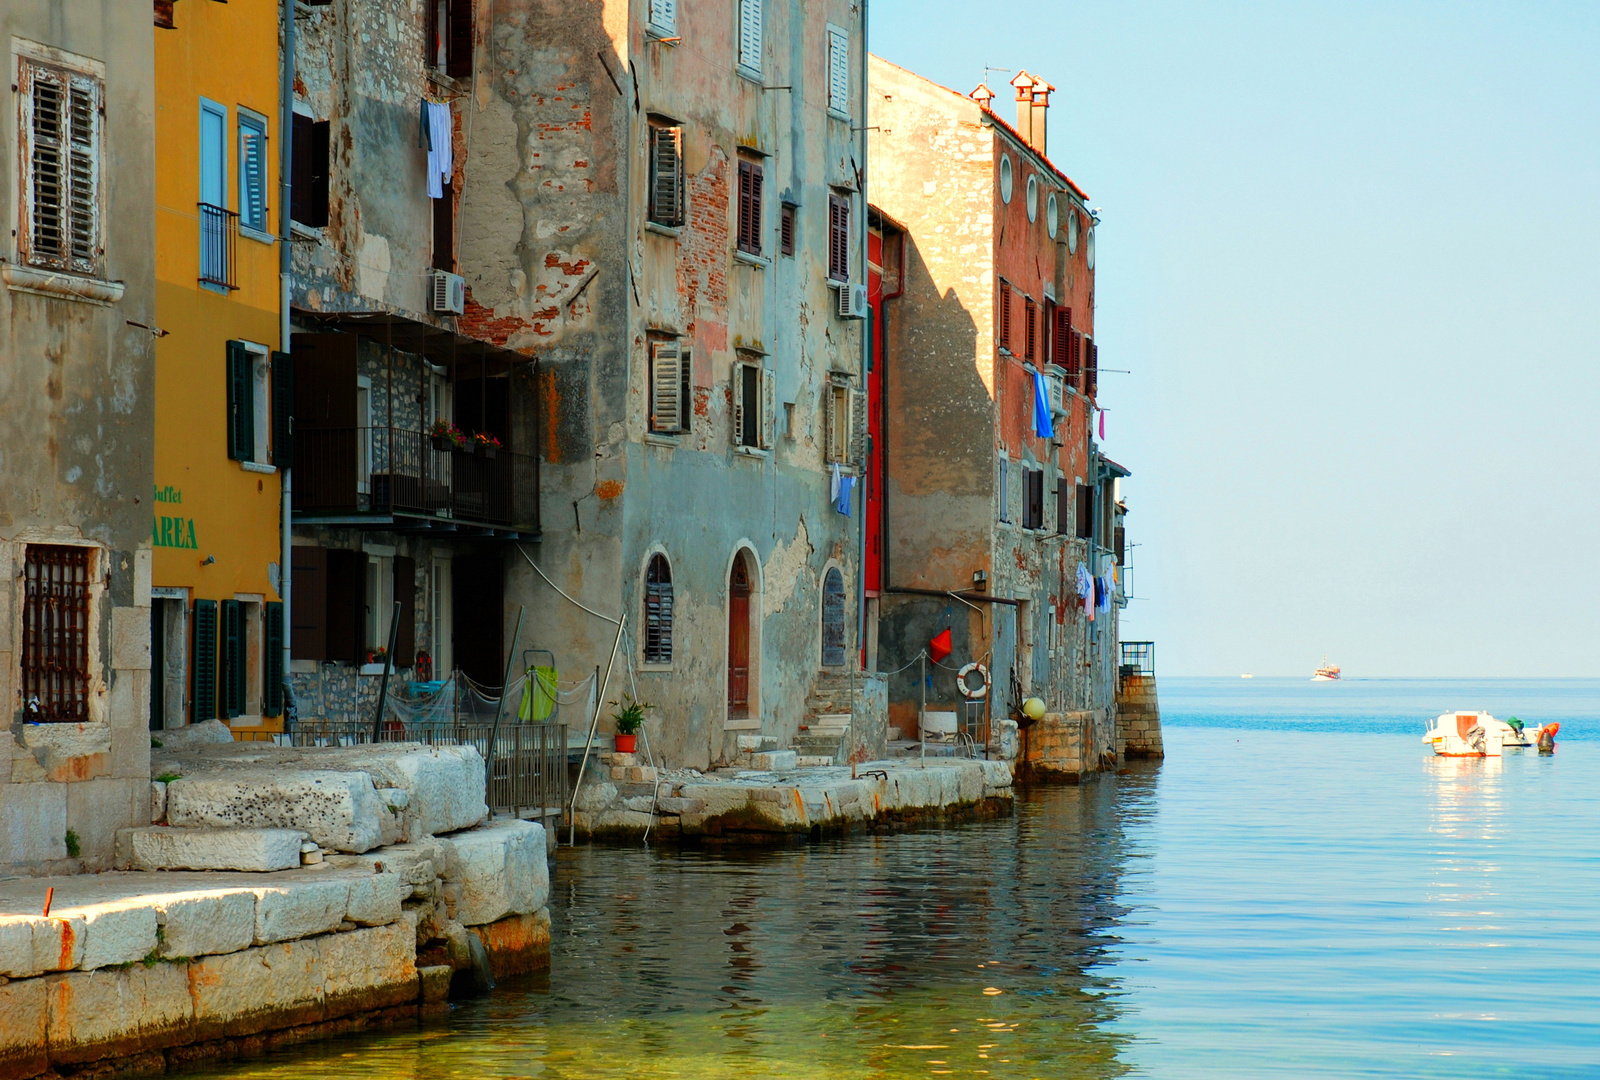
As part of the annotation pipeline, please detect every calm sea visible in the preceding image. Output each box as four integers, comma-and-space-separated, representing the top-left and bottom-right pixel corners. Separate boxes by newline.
188, 677, 1600, 1079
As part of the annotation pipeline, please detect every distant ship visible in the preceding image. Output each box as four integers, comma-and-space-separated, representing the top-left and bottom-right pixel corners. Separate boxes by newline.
1241, 673, 1253, 679
1311, 656, 1341, 681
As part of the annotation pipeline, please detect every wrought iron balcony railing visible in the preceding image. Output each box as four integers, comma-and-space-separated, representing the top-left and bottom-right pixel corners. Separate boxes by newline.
198, 202, 239, 290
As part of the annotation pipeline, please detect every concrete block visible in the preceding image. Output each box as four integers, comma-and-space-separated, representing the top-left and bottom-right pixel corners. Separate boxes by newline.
23, 722, 111, 783
0, 781, 68, 863
320, 921, 418, 1018
609, 765, 627, 780
156, 889, 257, 958
67, 776, 144, 863
442, 820, 548, 926
133, 548, 152, 608
66, 898, 159, 969
111, 605, 152, 671
253, 878, 351, 944
189, 937, 324, 1038
155, 718, 234, 751
978, 759, 1013, 790
118, 826, 307, 872
321, 744, 488, 840
167, 770, 391, 853
748, 750, 796, 771
653, 796, 705, 816
44, 960, 193, 1064
346, 871, 405, 926
151, 780, 168, 823
0, 975, 48, 1077
325, 839, 442, 899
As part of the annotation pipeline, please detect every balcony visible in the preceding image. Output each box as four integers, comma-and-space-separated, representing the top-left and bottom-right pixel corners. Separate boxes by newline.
199, 203, 239, 290
294, 426, 537, 534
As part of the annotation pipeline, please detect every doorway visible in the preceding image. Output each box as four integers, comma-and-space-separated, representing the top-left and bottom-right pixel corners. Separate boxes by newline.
728, 552, 753, 719
452, 553, 503, 688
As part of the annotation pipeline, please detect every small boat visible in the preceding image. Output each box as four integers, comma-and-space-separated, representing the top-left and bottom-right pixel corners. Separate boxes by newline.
1241, 673, 1253, 679
1311, 656, 1341, 681
1422, 712, 1558, 757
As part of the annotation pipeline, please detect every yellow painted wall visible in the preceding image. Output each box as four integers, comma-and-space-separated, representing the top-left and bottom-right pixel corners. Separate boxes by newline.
153, 1, 282, 728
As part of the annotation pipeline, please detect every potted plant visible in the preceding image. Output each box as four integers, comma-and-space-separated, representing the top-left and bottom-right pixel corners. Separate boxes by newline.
472, 431, 502, 459
610, 693, 651, 754
429, 419, 465, 453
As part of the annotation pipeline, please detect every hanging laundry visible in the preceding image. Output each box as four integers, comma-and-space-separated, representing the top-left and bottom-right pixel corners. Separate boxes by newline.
1098, 408, 1107, 440
1076, 562, 1094, 621
1094, 575, 1106, 611
1032, 369, 1053, 439
423, 99, 453, 199
835, 474, 854, 515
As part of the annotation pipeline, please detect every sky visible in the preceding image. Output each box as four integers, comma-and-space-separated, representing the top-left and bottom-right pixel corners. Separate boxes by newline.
869, 0, 1600, 677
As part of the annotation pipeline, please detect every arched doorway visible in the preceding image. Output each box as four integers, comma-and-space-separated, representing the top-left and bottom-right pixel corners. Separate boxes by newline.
821, 567, 846, 667
728, 553, 753, 719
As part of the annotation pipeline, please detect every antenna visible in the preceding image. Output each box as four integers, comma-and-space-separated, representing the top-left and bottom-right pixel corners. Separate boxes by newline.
982, 65, 1010, 93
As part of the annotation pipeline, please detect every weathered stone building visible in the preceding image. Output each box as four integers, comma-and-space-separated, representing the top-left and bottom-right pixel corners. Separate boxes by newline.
1, 1, 157, 868
867, 57, 1128, 777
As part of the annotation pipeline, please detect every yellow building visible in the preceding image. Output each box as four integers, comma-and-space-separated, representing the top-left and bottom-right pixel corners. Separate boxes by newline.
152, 1, 285, 735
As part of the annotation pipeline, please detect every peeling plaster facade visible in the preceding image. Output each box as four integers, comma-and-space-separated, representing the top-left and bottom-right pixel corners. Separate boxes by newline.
868, 56, 1126, 771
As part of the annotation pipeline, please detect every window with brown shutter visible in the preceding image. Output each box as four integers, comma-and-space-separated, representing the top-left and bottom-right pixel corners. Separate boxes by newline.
649, 123, 684, 227
780, 203, 796, 256
998, 282, 1012, 352
1056, 481, 1071, 536
1086, 339, 1099, 399
1024, 298, 1037, 362
432, 179, 454, 270
828, 193, 849, 281
1067, 328, 1082, 387
644, 554, 673, 664
291, 113, 330, 228
446, 0, 474, 78
20, 545, 91, 721
1023, 468, 1045, 529
1076, 484, 1094, 540
1053, 307, 1072, 374
737, 159, 763, 255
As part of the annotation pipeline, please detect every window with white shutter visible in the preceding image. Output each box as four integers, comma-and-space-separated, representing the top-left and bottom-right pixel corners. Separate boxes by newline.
825, 380, 848, 464
650, 340, 685, 434
998, 458, 1010, 523
649, 0, 677, 36
738, 0, 763, 77
648, 123, 684, 227
826, 25, 850, 118
238, 111, 269, 234
18, 53, 104, 277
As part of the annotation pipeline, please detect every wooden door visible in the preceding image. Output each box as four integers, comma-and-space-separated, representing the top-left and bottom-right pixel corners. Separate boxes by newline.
728, 556, 751, 717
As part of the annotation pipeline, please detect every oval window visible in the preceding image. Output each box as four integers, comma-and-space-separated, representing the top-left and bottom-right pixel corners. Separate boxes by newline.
999, 154, 1013, 204
1067, 208, 1080, 254
1046, 192, 1059, 238
1026, 175, 1038, 223
1086, 227, 1096, 270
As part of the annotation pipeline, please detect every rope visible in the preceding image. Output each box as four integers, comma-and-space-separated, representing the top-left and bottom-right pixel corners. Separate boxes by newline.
517, 544, 621, 626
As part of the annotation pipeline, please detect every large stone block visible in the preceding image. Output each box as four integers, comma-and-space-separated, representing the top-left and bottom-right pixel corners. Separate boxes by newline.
346, 871, 404, 926
189, 937, 324, 1039
0, 917, 36, 977
157, 889, 257, 958
110, 690, 154, 779
111, 605, 152, 671
469, 908, 551, 978
0, 781, 68, 864
0, 975, 48, 1078
253, 878, 351, 944
326, 839, 442, 901
22, 723, 110, 783
440, 820, 548, 926
66, 777, 144, 863
331, 745, 488, 839
155, 719, 234, 752
44, 961, 193, 1064
118, 826, 307, 872
167, 770, 391, 853
65, 898, 159, 970
34, 916, 85, 973
320, 921, 418, 1018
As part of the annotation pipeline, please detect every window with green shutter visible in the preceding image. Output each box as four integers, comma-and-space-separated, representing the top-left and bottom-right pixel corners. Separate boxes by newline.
221, 598, 245, 718
192, 599, 219, 722
272, 350, 294, 467
226, 340, 255, 461
264, 601, 284, 716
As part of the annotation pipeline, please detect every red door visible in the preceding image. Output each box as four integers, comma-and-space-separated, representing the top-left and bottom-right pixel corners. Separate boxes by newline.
728, 557, 751, 717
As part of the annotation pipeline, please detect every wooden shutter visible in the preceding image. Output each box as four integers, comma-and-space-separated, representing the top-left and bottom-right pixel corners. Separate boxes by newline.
1054, 307, 1072, 372
650, 126, 683, 227
1024, 299, 1037, 361
644, 556, 673, 663
738, 0, 762, 74
264, 601, 284, 715
828, 26, 849, 114
446, 0, 474, 78
291, 546, 327, 660
760, 366, 775, 449
1027, 469, 1045, 529
226, 341, 254, 462
780, 204, 795, 255
325, 548, 367, 664
849, 387, 867, 468
1067, 328, 1082, 384
425, 0, 440, 65
828, 194, 849, 281
680, 350, 693, 431
291, 334, 358, 510
1076, 484, 1094, 540
998, 459, 1008, 521
220, 599, 244, 718
271, 351, 294, 467
192, 599, 218, 722
432, 179, 455, 270
22, 62, 101, 275
650, 0, 676, 33
290, 116, 331, 229
1086, 339, 1099, 399
240, 117, 268, 231
737, 160, 762, 255
393, 556, 416, 665
1056, 481, 1070, 535
651, 341, 683, 433
1114, 525, 1126, 565
998, 282, 1012, 351
731, 364, 746, 446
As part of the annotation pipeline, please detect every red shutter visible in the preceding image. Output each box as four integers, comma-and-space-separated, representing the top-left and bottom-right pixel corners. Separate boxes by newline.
999, 282, 1012, 351
1068, 329, 1082, 386
1053, 307, 1071, 371
1087, 340, 1099, 399
1024, 299, 1037, 362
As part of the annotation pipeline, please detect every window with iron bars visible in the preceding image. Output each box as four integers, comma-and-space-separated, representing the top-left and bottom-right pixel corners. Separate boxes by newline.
21, 545, 92, 721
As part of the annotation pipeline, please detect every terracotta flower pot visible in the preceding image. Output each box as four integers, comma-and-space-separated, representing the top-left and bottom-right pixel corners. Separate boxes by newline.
614, 733, 637, 753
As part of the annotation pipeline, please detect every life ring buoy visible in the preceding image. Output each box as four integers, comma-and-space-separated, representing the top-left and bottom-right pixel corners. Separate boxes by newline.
957, 662, 989, 700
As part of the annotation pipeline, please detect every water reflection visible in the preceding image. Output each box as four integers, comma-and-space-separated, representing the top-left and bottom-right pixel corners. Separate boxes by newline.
186, 771, 1155, 1080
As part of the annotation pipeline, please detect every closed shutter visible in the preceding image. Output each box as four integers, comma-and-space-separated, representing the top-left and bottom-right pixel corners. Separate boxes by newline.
226, 341, 254, 462
393, 556, 416, 665
738, 0, 762, 74
827, 26, 849, 115
1024, 299, 1037, 361
292, 115, 330, 228
650, 126, 683, 226
1027, 469, 1045, 529
849, 387, 867, 468
680, 350, 693, 431
291, 546, 327, 660
998, 459, 1009, 522
446, 0, 474, 78
780, 203, 795, 255
644, 556, 673, 664
264, 601, 284, 716
1086, 340, 1099, 399
21, 62, 101, 275
828, 194, 849, 281
737, 160, 762, 255
998, 282, 1012, 351
1056, 481, 1070, 535
760, 366, 775, 449
1076, 484, 1094, 540
651, 341, 683, 433
731, 364, 746, 447
1054, 307, 1072, 372
650, 0, 676, 33
271, 351, 294, 467
191, 599, 218, 723
1114, 525, 1126, 565
325, 548, 367, 664
1068, 329, 1082, 384
220, 599, 244, 718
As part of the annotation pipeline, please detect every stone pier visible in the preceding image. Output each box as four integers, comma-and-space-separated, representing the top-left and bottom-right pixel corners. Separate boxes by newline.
1116, 673, 1165, 759
1016, 710, 1119, 784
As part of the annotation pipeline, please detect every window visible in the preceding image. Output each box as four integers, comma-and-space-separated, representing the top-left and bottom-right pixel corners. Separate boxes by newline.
20, 545, 91, 721
1052, 306, 1072, 374
199, 100, 229, 287
238, 110, 269, 234
737, 159, 763, 255
648, 123, 684, 227
1026, 173, 1038, 223
1085, 337, 1099, 399
827, 193, 850, 281
779, 203, 796, 256
826, 24, 850, 117
365, 554, 395, 655
998, 281, 1012, 352
821, 567, 846, 666
1023, 297, 1037, 362
1056, 479, 1071, 536
425, 0, 474, 77
825, 377, 865, 468
356, 375, 373, 494
738, 0, 762, 77
733, 359, 773, 449
226, 341, 290, 466
433, 179, 454, 270
1076, 483, 1094, 540
431, 557, 454, 677
999, 153, 1013, 204
17, 51, 103, 276
1023, 467, 1045, 530
644, 554, 674, 664
649, 339, 691, 434
998, 458, 1010, 523
649, 0, 677, 36
192, 598, 218, 721
220, 598, 245, 719
291, 112, 330, 228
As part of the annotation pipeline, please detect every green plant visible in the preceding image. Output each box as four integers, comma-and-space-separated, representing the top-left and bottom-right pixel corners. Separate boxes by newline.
64, 830, 81, 858
472, 431, 502, 449
150, 737, 163, 748
609, 693, 653, 736
156, 772, 181, 784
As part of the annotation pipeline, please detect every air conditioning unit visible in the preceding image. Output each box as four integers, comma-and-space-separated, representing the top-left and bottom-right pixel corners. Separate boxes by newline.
835, 282, 868, 319
430, 270, 465, 315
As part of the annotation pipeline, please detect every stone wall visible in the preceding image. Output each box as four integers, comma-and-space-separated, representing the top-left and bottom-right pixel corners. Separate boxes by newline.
1116, 673, 1164, 759
1017, 709, 1117, 783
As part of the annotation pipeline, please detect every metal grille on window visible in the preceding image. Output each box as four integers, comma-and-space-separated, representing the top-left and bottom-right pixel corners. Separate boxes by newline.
644, 555, 673, 663
21, 545, 91, 722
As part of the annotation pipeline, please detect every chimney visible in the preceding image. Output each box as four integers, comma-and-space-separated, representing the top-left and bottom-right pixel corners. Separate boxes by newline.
970, 83, 996, 110
1009, 71, 1053, 155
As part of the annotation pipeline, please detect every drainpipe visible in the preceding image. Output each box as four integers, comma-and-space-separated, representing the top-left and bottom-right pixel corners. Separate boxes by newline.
278, 0, 296, 723
854, 0, 869, 670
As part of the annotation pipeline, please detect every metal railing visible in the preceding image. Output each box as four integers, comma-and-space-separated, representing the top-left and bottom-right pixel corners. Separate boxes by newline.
294, 426, 536, 530
267, 719, 569, 823
1119, 640, 1155, 687
198, 203, 239, 290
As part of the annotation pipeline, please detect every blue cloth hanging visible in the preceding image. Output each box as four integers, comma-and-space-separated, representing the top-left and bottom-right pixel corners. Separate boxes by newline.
1032, 370, 1053, 439
835, 475, 854, 515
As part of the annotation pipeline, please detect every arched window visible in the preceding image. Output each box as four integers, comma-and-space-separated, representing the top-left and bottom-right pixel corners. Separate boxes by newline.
821, 567, 846, 667
644, 554, 673, 664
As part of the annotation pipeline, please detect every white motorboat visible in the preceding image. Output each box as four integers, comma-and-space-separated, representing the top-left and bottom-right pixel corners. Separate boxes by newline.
1422, 711, 1558, 757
